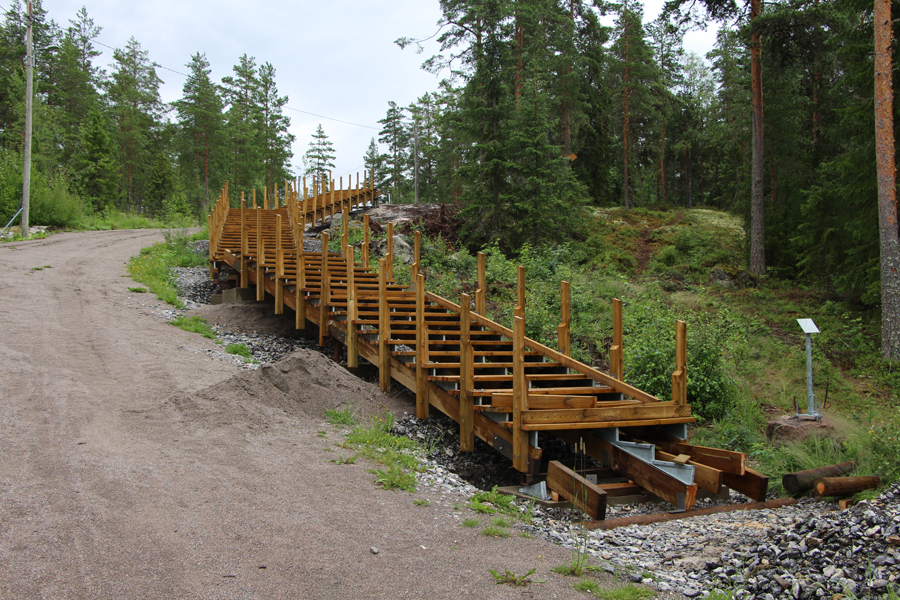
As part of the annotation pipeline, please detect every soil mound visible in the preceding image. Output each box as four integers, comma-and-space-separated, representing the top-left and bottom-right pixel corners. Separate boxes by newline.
189, 302, 303, 336
167, 348, 408, 428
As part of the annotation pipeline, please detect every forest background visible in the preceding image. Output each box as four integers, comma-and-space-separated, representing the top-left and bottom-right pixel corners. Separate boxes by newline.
2, 0, 900, 487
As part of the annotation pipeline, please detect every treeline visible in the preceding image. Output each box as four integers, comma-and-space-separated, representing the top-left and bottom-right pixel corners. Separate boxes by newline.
368, 0, 897, 315
0, 1, 294, 226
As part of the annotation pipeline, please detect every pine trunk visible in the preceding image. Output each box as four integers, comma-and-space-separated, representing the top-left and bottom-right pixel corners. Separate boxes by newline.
749, 0, 766, 276
875, 0, 900, 361
623, 20, 630, 209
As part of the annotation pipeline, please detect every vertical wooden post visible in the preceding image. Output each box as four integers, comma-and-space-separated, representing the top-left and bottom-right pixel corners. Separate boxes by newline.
515, 265, 525, 319
252, 189, 257, 209
347, 246, 358, 368
208, 213, 214, 278
611, 298, 624, 380
355, 172, 360, 210
311, 181, 318, 227
342, 197, 350, 263
378, 258, 390, 392
362, 214, 370, 268
240, 198, 248, 289
673, 320, 687, 405
558, 281, 571, 356
411, 230, 421, 288
256, 209, 265, 301
319, 232, 329, 346
275, 215, 284, 314
386, 222, 394, 280
263, 185, 268, 210
476, 251, 486, 315
329, 174, 335, 219
415, 273, 429, 418
512, 316, 528, 472
460, 293, 474, 451
274, 182, 279, 208
296, 248, 306, 330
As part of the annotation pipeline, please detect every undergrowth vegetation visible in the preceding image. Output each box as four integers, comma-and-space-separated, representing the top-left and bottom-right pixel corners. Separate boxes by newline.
404, 205, 899, 494
128, 229, 207, 308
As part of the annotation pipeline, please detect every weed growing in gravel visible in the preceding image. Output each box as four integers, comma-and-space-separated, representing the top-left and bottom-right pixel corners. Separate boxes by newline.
574, 578, 602, 594
593, 584, 655, 600
325, 405, 356, 426
128, 286, 147, 293
467, 486, 520, 519
329, 453, 359, 465
31, 265, 51, 270
480, 523, 511, 538
372, 464, 416, 491
413, 498, 429, 506
225, 343, 252, 359
128, 232, 206, 308
488, 567, 537, 587
461, 518, 479, 528
169, 316, 217, 340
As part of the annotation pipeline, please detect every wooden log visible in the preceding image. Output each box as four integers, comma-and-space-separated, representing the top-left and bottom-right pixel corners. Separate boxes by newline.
579, 498, 797, 530
415, 273, 428, 418
546, 460, 607, 520
378, 258, 390, 392
814, 476, 879, 497
512, 316, 528, 472
782, 461, 857, 495
460, 293, 474, 451
673, 320, 687, 405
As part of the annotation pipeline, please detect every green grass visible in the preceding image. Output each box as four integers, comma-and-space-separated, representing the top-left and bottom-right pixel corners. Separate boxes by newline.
225, 343, 252, 359
75, 210, 196, 231
325, 405, 357, 426
169, 316, 217, 340
488, 567, 537, 587
127, 286, 147, 293
128, 231, 207, 308
480, 523, 511, 538
593, 584, 656, 600
574, 579, 602, 594
461, 517, 479, 528
372, 464, 416, 491
413, 498, 430, 506
329, 453, 359, 465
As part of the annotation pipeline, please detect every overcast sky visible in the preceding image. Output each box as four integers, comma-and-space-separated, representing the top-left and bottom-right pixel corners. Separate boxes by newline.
41, 0, 718, 183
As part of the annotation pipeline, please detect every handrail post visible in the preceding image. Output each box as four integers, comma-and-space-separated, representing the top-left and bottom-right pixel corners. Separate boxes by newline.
460, 293, 474, 451
362, 214, 370, 269
475, 251, 486, 315
611, 298, 624, 380
411, 230, 421, 289
208, 213, 214, 278
263, 185, 268, 210
386, 222, 394, 281
240, 198, 248, 288
319, 232, 329, 346
329, 173, 335, 219
275, 215, 284, 314
515, 265, 525, 320
252, 188, 257, 209
512, 316, 528, 472
296, 247, 306, 330
673, 320, 687, 405
558, 280, 571, 356
378, 258, 390, 392
415, 273, 428, 417
256, 209, 265, 301
347, 246, 358, 368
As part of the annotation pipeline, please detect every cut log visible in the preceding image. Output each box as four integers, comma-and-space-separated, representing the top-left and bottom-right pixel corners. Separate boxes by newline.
814, 476, 879, 497
782, 461, 857, 495
546, 460, 607, 520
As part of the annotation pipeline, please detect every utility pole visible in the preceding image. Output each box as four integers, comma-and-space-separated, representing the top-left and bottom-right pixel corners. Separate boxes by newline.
21, 1, 33, 237
413, 120, 420, 205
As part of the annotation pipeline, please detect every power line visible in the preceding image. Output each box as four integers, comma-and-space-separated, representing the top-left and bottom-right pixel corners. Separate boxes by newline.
91, 38, 379, 131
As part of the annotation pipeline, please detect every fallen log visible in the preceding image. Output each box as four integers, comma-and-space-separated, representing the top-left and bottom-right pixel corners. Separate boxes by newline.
782, 461, 857, 495
577, 498, 797, 530
814, 476, 879, 497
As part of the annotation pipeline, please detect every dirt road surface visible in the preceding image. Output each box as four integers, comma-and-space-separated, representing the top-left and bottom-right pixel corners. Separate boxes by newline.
0, 230, 604, 599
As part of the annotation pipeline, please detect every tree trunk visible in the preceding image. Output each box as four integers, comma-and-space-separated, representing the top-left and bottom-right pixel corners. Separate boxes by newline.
875, 0, 900, 361
749, 0, 766, 276
623, 17, 630, 209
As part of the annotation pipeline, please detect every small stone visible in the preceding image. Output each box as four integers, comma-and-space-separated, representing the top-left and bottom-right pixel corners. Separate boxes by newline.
369, 547, 379, 554
683, 587, 701, 597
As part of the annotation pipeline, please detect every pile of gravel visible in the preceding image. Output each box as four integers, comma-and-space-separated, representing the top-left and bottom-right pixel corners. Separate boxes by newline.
214, 329, 317, 364
173, 267, 219, 307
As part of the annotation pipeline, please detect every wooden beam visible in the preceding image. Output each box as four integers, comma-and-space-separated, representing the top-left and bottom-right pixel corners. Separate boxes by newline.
579, 498, 797, 530
275, 215, 284, 315
722, 466, 769, 502
626, 436, 745, 476
515, 265, 525, 320
379, 258, 390, 392
558, 280, 570, 357
319, 233, 329, 347
491, 394, 598, 410
512, 316, 528, 472
611, 298, 623, 380
415, 273, 428, 418
460, 293, 474, 451
347, 247, 358, 368
656, 449, 722, 493
521, 403, 691, 424
673, 320, 687, 404
476, 251, 486, 315
546, 460, 607, 520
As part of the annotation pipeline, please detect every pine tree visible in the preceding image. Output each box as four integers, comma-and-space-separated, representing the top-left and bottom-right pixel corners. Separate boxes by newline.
303, 124, 335, 193
222, 54, 263, 193
71, 109, 116, 211
256, 61, 294, 197
378, 101, 409, 202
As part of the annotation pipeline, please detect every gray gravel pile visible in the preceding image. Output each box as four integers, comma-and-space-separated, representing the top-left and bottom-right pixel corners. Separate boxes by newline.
214, 329, 317, 364
173, 266, 219, 307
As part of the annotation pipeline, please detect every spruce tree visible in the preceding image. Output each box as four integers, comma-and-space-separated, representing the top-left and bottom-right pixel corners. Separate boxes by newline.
303, 124, 335, 193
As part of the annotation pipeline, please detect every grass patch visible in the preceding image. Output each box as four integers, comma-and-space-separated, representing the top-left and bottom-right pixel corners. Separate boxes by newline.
127, 286, 147, 293
329, 453, 359, 465
128, 230, 207, 308
372, 464, 416, 491
325, 405, 357, 426
169, 316, 217, 340
480, 524, 511, 538
75, 210, 196, 231
225, 343, 252, 359
413, 498, 430, 506
467, 486, 522, 519
488, 567, 537, 587
574, 578, 602, 594
593, 584, 656, 600
461, 517, 479, 528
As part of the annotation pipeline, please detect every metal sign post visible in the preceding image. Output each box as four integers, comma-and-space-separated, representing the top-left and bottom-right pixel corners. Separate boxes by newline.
796, 318, 821, 420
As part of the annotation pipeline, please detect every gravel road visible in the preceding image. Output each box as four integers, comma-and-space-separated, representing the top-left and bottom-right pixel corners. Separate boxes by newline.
0, 230, 625, 599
